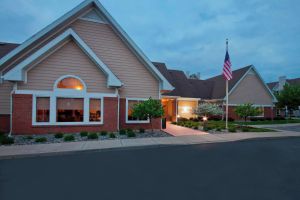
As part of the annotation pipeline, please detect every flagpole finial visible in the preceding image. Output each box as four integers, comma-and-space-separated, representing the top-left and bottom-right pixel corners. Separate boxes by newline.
226, 38, 229, 51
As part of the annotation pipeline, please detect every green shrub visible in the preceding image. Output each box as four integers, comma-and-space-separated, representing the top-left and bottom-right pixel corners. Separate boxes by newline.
25, 136, 33, 140
0, 135, 14, 145
64, 135, 75, 142
203, 126, 210, 131
35, 137, 47, 143
127, 128, 133, 133
54, 133, 64, 139
100, 131, 108, 136
216, 127, 222, 132
171, 122, 177, 125
139, 128, 145, 133
193, 126, 199, 130
109, 133, 116, 138
228, 127, 237, 133
242, 127, 250, 132
119, 129, 126, 135
80, 131, 88, 137
88, 133, 99, 140
127, 131, 136, 138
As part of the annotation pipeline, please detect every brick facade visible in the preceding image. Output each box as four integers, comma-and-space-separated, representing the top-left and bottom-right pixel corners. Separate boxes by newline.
227, 106, 274, 120
11, 95, 161, 135
12, 94, 119, 135
0, 114, 10, 133
119, 98, 161, 130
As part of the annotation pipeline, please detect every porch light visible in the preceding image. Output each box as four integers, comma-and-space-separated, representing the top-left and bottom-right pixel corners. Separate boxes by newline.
203, 116, 208, 121
182, 106, 190, 113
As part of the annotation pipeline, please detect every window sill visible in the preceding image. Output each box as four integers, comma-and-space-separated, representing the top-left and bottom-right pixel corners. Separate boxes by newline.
125, 121, 150, 124
32, 122, 103, 127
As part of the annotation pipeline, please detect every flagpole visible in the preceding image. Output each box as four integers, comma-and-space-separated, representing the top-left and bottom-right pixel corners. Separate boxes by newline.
226, 79, 229, 129
225, 39, 229, 130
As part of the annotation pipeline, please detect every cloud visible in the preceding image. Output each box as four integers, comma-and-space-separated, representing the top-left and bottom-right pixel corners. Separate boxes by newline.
0, 0, 299, 82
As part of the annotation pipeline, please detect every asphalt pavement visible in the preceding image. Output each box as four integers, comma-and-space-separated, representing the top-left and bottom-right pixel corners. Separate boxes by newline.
1, 137, 300, 200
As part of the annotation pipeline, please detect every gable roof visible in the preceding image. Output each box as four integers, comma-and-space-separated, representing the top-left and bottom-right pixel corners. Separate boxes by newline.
3, 28, 122, 87
154, 62, 277, 102
0, 42, 20, 59
206, 66, 252, 99
0, 0, 173, 90
268, 77, 300, 90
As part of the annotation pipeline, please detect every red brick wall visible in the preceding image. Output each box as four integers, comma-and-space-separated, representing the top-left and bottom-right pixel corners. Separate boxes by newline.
12, 94, 118, 135
0, 114, 10, 133
227, 106, 275, 120
119, 98, 161, 130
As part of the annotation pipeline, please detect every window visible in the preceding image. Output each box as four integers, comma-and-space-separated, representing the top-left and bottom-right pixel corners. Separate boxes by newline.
89, 99, 101, 122
126, 99, 149, 123
255, 107, 265, 117
32, 75, 106, 126
36, 97, 50, 122
57, 98, 84, 122
56, 77, 84, 91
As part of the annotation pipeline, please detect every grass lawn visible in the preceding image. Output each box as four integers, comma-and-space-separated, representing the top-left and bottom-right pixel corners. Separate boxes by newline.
235, 119, 300, 125
173, 120, 275, 132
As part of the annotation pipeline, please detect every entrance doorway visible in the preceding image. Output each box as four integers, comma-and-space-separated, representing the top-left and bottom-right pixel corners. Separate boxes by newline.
161, 98, 176, 122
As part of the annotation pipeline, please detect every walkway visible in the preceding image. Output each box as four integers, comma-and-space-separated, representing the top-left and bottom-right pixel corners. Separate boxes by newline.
164, 123, 207, 136
1, 131, 300, 159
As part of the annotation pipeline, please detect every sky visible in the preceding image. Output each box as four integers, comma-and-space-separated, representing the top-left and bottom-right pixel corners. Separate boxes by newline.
0, 0, 299, 82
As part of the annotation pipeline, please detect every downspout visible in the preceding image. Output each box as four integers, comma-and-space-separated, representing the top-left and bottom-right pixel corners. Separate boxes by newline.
9, 82, 17, 137
116, 88, 120, 131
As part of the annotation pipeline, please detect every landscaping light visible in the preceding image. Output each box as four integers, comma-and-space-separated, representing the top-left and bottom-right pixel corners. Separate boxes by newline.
203, 116, 208, 121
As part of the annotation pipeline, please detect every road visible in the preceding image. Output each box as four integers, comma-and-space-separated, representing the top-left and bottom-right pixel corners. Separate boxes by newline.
1, 138, 300, 200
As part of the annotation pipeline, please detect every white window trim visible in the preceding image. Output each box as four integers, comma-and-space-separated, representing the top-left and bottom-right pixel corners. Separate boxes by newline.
32, 94, 105, 126
30, 75, 109, 126
126, 98, 150, 124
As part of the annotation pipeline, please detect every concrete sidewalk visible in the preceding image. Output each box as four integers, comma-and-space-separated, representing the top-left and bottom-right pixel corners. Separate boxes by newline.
1, 131, 300, 159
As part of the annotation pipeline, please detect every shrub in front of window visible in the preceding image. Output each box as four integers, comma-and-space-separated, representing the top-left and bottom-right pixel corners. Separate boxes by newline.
109, 133, 116, 138
0, 135, 14, 145
35, 137, 47, 143
80, 131, 88, 137
139, 128, 145, 133
54, 133, 64, 139
100, 131, 108, 136
88, 133, 99, 140
119, 129, 126, 135
132, 98, 164, 132
64, 135, 75, 142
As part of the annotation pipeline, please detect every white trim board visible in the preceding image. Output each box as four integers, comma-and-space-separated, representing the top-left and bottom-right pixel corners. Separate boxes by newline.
0, 0, 173, 91
3, 28, 122, 88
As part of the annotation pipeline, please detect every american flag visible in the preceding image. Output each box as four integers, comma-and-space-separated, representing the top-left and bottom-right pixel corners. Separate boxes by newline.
223, 42, 232, 80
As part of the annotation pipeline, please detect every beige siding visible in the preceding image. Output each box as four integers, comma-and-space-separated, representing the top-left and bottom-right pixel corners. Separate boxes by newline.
229, 70, 273, 105
0, 81, 13, 114
18, 41, 114, 94
71, 20, 159, 99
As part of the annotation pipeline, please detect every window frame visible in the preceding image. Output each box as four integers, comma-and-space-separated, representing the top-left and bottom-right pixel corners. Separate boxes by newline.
32, 75, 104, 126
125, 98, 150, 124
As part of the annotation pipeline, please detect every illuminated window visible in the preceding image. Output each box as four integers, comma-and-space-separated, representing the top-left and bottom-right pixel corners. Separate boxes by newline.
89, 99, 101, 122
57, 77, 84, 91
36, 97, 50, 122
56, 98, 84, 122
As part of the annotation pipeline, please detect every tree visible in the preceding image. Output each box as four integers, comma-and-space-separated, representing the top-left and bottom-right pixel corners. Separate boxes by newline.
132, 98, 164, 132
193, 103, 223, 118
235, 103, 262, 123
275, 84, 300, 118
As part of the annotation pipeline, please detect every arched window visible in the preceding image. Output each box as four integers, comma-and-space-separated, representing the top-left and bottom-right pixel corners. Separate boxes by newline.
55, 75, 86, 91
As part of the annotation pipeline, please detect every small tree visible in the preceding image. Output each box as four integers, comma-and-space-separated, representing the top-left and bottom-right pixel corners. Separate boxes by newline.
194, 103, 223, 128
235, 103, 262, 123
275, 84, 300, 118
193, 103, 223, 118
132, 98, 164, 132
